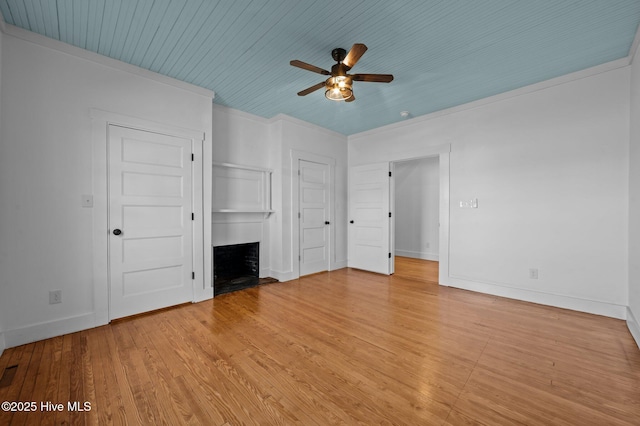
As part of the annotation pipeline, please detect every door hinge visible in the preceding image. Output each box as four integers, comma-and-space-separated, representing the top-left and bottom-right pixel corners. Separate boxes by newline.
298, 169, 301, 176
192, 213, 195, 220
191, 153, 194, 161
389, 171, 392, 177
388, 253, 392, 258
192, 271, 195, 280
299, 255, 301, 261
389, 212, 392, 218
298, 212, 301, 218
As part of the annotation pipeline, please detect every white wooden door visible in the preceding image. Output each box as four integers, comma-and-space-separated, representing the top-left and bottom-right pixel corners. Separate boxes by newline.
348, 162, 391, 275
108, 125, 194, 320
299, 159, 330, 276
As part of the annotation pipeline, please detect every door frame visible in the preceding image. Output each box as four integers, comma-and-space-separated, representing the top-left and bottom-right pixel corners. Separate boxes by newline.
91, 109, 206, 324
291, 150, 336, 279
389, 149, 450, 285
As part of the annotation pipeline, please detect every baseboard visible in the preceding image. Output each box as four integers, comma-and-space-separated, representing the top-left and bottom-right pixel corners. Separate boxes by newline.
447, 275, 627, 319
628, 307, 640, 350
269, 269, 298, 282
193, 288, 214, 303
395, 250, 439, 261
3, 313, 97, 349
260, 267, 272, 278
331, 260, 348, 270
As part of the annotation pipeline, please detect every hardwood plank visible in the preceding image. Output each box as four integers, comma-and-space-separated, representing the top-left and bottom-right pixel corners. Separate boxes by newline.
11, 340, 45, 426
394, 256, 439, 283
52, 334, 72, 426
0, 261, 638, 425
0, 345, 28, 426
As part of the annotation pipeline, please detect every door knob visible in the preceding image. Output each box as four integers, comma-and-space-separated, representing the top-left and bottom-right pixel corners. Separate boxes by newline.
350, 220, 354, 224
113, 229, 122, 236
325, 221, 330, 225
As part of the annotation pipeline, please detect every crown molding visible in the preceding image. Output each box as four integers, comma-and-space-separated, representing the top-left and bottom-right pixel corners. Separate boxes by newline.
0, 12, 6, 33
271, 113, 347, 140
1, 23, 214, 100
628, 18, 640, 65
213, 104, 271, 124
349, 57, 630, 141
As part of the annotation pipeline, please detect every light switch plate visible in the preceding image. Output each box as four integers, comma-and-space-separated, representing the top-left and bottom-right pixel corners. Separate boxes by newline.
460, 199, 478, 208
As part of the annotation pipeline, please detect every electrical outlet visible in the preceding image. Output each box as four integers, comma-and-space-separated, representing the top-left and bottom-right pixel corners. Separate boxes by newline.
529, 268, 539, 279
81, 194, 93, 208
49, 290, 62, 304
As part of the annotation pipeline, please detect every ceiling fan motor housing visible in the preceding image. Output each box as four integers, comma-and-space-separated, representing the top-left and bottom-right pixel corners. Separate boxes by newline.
331, 48, 347, 62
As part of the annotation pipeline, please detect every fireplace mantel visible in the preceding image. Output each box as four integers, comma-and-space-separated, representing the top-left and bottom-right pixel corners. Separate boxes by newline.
212, 162, 273, 217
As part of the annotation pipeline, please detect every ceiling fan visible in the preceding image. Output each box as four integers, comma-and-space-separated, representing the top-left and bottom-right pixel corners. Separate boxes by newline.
290, 43, 394, 102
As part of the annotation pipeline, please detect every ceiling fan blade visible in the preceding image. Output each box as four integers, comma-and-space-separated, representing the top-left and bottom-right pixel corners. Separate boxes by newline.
297, 81, 326, 96
345, 93, 355, 103
343, 43, 367, 69
290, 60, 330, 75
352, 74, 394, 83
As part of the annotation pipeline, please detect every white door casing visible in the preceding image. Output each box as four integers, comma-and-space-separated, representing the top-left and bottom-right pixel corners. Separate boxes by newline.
348, 162, 391, 275
108, 124, 194, 320
299, 159, 330, 276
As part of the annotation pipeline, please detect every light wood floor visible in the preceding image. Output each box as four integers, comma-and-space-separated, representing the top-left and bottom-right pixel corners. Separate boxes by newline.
1, 257, 639, 425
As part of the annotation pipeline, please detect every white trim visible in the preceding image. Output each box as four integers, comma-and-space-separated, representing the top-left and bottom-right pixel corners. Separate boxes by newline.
192, 132, 211, 300
333, 260, 348, 270
212, 105, 347, 140
90, 109, 205, 140
291, 150, 337, 278
0, 332, 5, 357
213, 104, 271, 124
91, 109, 210, 323
213, 162, 273, 174
3, 313, 96, 348
438, 152, 451, 286
628, 307, 640, 349
272, 113, 347, 139
349, 58, 630, 141
447, 275, 627, 319
390, 162, 396, 274
628, 19, 640, 64
269, 269, 298, 283
2, 23, 213, 99
0, 11, 6, 33
395, 250, 440, 261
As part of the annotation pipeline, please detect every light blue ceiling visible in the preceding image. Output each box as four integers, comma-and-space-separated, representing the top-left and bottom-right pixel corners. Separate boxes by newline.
1, 1, 640, 135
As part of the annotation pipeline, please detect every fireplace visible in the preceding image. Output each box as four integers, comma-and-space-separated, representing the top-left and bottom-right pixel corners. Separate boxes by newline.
213, 242, 259, 295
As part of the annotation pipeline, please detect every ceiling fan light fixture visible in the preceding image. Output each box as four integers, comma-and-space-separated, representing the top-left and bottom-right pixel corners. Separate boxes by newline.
291, 44, 392, 102
325, 76, 353, 101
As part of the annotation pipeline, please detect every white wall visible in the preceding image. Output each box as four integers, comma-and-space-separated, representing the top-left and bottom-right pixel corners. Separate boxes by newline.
350, 64, 630, 319
212, 104, 274, 167
395, 157, 440, 260
0, 27, 213, 348
211, 106, 348, 283
628, 45, 640, 346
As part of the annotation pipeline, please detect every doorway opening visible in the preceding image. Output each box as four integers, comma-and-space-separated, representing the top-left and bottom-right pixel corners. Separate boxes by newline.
392, 155, 441, 282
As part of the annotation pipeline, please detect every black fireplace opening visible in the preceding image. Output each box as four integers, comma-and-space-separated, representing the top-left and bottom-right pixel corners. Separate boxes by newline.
214, 242, 259, 296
